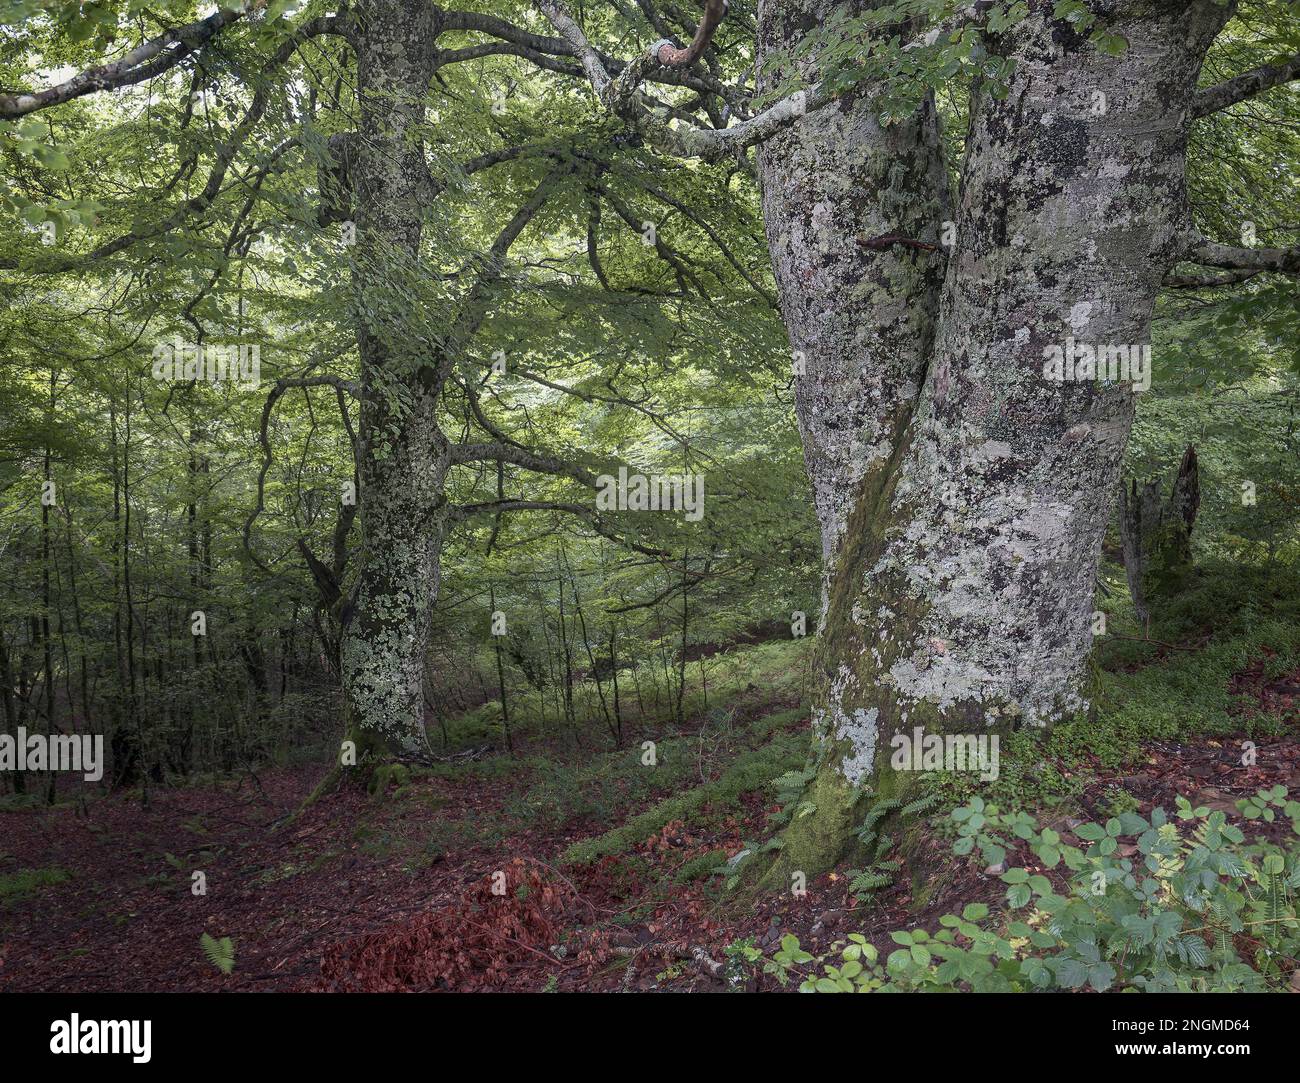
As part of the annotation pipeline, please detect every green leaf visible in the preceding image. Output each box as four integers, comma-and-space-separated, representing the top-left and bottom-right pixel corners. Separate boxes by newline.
1087, 962, 1116, 991
199, 933, 235, 975
1091, 31, 1129, 57
1051, 955, 1088, 989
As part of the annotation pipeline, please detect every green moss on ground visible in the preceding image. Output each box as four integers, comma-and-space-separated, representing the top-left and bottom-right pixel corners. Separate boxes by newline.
0, 866, 71, 901
562, 727, 805, 866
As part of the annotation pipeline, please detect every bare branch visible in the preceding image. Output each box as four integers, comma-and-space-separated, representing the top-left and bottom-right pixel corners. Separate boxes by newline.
244, 368, 359, 575
1183, 229, 1300, 275
535, 0, 613, 96
450, 441, 598, 487
1191, 53, 1300, 119
650, 0, 726, 67
0, 2, 268, 118
536, 0, 829, 162
439, 9, 574, 58
1163, 269, 1260, 289
435, 41, 583, 79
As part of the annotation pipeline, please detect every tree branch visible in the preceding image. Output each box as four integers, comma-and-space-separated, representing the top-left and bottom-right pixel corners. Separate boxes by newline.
1191, 53, 1300, 119
1163, 269, 1260, 289
450, 441, 598, 488
443, 165, 570, 351
651, 0, 727, 67
0, 2, 268, 118
244, 368, 359, 576
1, 16, 347, 274
535, 0, 829, 162
1183, 229, 1300, 275
448, 499, 671, 557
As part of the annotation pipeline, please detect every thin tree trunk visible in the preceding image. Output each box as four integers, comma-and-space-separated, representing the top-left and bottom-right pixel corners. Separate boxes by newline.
676, 549, 690, 728
41, 370, 56, 804
566, 546, 615, 743
608, 625, 624, 746
490, 585, 513, 753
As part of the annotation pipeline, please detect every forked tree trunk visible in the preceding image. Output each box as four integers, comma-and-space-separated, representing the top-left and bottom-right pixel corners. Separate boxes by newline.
757, 0, 1231, 884
756, 0, 951, 614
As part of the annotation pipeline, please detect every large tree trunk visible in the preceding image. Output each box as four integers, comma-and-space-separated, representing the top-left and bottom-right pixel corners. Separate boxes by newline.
758, 0, 1231, 883
756, 0, 950, 614
336, 0, 448, 764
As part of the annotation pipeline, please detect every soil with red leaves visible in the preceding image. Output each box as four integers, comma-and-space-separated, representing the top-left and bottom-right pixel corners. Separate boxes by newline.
2, 679, 1297, 993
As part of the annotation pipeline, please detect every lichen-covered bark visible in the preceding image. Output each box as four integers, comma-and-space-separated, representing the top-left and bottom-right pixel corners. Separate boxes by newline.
756, 0, 950, 595
754, 0, 949, 880
337, 0, 447, 759
761, 0, 1232, 883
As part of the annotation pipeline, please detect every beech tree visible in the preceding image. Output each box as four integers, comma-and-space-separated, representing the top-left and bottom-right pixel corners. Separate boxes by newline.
0, 0, 778, 779
513, 0, 1300, 879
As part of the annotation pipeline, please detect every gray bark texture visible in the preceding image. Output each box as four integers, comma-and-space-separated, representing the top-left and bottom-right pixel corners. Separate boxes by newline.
756, 0, 1233, 882
338, 0, 449, 759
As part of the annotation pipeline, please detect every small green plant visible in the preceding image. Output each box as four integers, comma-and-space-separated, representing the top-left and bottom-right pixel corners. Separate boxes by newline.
1101, 785, 1140, 818
847, 792, 938, 898
722, 936, 761, 989
200, 933, 236, 975
768, 933, 815, 987
1237, 785, 1300, 829
0, 866, 70, 900
767, 766, 816, 829
654, 962, 685, 983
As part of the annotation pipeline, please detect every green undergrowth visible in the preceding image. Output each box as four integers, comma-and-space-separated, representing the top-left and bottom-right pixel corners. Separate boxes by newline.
407, 565, 1299, 884
562, 713, 806, 866
0, 865, 71, 902
355, 711, 808, 869
365, 639, 812, 869
762, 790, 1300, 993
427, 638, 811, 752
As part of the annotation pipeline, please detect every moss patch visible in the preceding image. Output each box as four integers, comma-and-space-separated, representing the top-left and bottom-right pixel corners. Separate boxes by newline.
0, 866, 71, 901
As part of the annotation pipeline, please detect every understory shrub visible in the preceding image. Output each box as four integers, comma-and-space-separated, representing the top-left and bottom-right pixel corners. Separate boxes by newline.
764, 788, 1300, 992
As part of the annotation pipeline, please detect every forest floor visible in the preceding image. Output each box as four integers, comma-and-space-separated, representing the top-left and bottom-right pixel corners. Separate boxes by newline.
4, 571, 1300, 992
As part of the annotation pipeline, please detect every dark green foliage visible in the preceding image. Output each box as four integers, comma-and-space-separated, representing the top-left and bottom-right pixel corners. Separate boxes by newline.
770, 796, 1300, 992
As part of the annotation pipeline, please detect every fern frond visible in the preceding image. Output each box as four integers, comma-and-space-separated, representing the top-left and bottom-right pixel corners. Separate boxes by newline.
854, 797, 900, 845
900, 792, 939, 819
848, 866, 894, 894
200, 932, 236, 975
